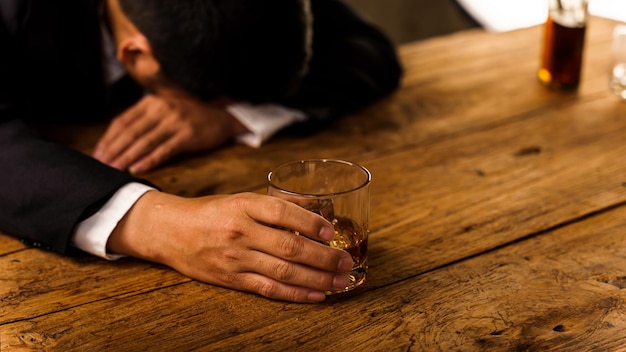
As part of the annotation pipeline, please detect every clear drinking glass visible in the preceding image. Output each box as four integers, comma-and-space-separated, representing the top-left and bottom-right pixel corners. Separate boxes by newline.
267, 159, 371, 294
610, 24, 626, 100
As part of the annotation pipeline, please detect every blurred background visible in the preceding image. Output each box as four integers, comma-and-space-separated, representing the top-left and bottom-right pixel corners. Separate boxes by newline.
344, 0, 480, 45
344, 0, 626, 45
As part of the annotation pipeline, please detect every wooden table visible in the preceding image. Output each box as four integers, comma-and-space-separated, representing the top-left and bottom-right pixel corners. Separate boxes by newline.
2, 16, 626, 351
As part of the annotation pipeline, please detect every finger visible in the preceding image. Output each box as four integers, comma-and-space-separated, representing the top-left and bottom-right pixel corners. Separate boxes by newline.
227, 271, 329, 303
93, 105, 143, 161
106, 120, 162, 170
239, 249, 350, 292
248, 195, 336, 242
109, 122, 176, 173
128, 131, 188, 174
93, 100, 157, 166
244, 218, 353, 273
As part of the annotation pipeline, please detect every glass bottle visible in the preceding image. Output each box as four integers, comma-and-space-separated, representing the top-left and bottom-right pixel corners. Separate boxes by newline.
538, 0, 589, 90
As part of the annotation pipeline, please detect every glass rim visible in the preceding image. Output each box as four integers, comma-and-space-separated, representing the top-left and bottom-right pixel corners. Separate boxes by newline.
267, 158, 372, 198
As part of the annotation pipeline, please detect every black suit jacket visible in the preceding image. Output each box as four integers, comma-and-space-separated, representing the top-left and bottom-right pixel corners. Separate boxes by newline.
0, 0, 402, 254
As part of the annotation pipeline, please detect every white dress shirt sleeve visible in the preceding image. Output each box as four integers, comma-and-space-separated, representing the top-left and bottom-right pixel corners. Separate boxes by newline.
72, 182, 156, 260
227, 103, 308, 148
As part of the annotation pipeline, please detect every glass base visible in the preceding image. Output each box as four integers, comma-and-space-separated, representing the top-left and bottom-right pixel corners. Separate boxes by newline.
325, 261, 368, 295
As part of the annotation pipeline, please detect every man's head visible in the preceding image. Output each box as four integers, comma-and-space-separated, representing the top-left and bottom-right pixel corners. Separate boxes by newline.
106, 0, 312, 103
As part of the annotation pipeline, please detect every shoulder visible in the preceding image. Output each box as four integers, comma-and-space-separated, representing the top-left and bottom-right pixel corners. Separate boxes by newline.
0, 0, 31, 35
1, 0, 99, 37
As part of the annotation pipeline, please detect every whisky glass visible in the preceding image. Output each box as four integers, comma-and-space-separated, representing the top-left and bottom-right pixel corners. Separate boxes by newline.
267, 159, 371, 294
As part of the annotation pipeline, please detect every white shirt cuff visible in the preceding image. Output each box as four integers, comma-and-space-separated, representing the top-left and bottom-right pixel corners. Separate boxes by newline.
227, 103, 307, 148
71, 182, 156, 260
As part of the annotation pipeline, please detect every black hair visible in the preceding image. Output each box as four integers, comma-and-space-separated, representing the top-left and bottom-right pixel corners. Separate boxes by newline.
118, 0, 310, 103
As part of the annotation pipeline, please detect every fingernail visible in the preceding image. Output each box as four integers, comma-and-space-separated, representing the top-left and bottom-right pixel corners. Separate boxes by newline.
318, 226, 334, 241
337, 255, 354, 271
93, 149, 102, 159
128, 164, 144, 175
307, 291, 326, 302
333, 274, 349, 290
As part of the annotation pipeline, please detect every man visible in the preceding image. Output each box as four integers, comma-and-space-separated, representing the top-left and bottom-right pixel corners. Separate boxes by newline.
0, 0, 402, 302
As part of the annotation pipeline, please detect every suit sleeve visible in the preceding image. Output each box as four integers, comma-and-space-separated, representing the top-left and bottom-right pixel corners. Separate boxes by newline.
283, 0, 403, 125
0, 120, 149, 254
0, 1, 153, 255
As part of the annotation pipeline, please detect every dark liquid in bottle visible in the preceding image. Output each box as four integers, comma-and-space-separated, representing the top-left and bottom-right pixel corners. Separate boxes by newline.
538, 16, 586, 90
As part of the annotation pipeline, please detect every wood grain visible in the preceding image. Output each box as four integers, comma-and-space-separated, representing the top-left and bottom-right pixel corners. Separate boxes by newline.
0, 235, 26, 256
3, 184, 624, 351
203, 206, 626, 352
2, 16, 625, 352
3, 90, 625, 326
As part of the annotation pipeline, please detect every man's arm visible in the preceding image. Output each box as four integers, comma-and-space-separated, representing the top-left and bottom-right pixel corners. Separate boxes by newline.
0, 0, 143, 253
0, 118, 151, 254
0, 116, 356, 303
107, 190, 354, 303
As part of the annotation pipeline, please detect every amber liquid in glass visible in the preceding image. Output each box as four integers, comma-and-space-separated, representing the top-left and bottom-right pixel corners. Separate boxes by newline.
325, 216, 368, 293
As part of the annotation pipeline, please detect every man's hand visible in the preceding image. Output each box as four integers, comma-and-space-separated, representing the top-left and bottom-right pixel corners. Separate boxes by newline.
93, 94, 248, 174
107, 191, 354, 303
